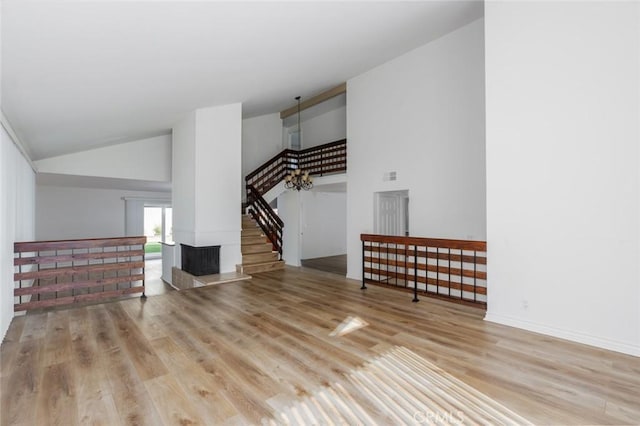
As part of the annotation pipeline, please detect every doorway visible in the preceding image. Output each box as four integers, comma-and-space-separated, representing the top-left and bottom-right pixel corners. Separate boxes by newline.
144, 205, 173, 259
374, 190, 409, 236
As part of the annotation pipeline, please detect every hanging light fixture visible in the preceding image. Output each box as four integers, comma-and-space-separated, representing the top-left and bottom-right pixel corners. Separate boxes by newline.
285, 167, 313, 191
296, 95, 301, 140
285, 96, 313, 191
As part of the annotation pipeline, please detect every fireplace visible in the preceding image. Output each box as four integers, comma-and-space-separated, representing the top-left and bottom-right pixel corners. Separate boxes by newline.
180, 244, 220, 276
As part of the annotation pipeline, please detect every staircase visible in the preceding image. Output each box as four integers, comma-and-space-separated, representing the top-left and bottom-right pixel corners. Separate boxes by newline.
243, 139, 347, 266
237, 214, 285, 274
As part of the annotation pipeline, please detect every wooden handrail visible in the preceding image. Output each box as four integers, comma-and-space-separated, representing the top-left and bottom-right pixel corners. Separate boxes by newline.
297, 139, 347, 154
14, 236, 147, 252
13, 236, 146, 311
360, 234, 486, 251
360, 233, 487, 307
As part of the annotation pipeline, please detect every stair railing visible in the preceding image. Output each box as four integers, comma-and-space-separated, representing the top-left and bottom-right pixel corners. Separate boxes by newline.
244, 139, 347, 258
246, 184, 284, 257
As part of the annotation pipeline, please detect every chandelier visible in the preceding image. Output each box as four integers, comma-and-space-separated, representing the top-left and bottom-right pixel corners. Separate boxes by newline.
285, 168, 313, 191
284, 95, 313, 191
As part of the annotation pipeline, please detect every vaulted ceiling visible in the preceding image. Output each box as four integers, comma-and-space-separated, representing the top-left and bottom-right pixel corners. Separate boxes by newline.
2, 1, 483, 160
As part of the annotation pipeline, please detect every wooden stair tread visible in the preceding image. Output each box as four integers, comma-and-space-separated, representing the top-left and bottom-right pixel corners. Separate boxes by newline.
242, 258, 278, 265
241, 238, 270, 245
240, 213, 283, 272
236, 260, 285, 274
242, 251, 278, 263
242, 244, 274, 254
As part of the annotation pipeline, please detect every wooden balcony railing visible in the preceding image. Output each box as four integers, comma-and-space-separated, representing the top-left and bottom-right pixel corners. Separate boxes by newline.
14, 236, 146, 311
361, 234, 487, 307
245, 139, 347, 196
245, 139, 347, 257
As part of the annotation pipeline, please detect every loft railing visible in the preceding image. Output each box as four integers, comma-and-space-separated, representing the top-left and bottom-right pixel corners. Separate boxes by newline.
14, 236, 146, 311
360, 234, 487, 307
246, 139, 347, 196
245, 139, 347, 257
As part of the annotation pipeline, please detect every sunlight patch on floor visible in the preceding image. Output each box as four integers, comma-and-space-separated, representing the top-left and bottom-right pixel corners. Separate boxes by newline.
263, 346, 532, 425
329, 315, 369, 337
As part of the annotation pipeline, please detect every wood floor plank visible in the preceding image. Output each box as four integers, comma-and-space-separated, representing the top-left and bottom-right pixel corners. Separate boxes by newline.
1, 339, 43, 425
70, 330, 121, 426
68, 306, 122, 426
19, 312, 48, 342
0, 340, 19, 379
254, 311, 366, 369
75, 389, 121, 426
35, 362, 78, 426
105, 303, 168, 381
149, 336, 196, 372
1, 266, 639, 425
197, 357, 276, 424
119, 298, 167, 341
149, 337, 239, 423
42, 310, 72, 366
144, 373, 205, 426
88, 305, 120, 351
204, 311, 343, 396
191, 325, 286, 401
102, 347, 163, 426
2, 314, 26, 344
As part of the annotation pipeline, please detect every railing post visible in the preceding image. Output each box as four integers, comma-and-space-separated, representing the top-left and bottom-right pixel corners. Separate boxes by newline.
412, 245, 419, 302
141, 244, 147, 299
361, 240, 367, 290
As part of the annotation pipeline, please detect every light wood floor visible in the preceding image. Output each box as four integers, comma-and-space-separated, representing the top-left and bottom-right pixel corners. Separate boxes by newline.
301, 254, 347, 276
1, 267, 639, 425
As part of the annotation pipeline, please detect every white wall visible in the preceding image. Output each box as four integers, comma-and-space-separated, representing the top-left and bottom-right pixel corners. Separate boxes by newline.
34, 134, 172, 182
242, 113, 282, 181
1, 127, 35, 340
301, 190, 347, 259
485, 1, 639, 356
301, 105, 346, 149
284, 103, 347, 150
346, 18, 486, 280
1, 8, 37, 339
278, 174, 347, 265
36, 185, 169, 241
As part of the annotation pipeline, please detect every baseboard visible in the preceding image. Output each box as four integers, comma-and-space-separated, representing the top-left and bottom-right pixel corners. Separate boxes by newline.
484, 312, 640, 358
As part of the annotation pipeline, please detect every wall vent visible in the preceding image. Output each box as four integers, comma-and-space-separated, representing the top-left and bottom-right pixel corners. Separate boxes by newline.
383, 171, 397, 181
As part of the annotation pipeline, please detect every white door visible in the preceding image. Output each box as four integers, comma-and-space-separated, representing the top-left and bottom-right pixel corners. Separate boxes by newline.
374, 191, 409, 236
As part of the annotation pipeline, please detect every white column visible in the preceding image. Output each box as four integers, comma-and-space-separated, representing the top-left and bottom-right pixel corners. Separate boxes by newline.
172, 103, 242, 273
279, 190, 302, 266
